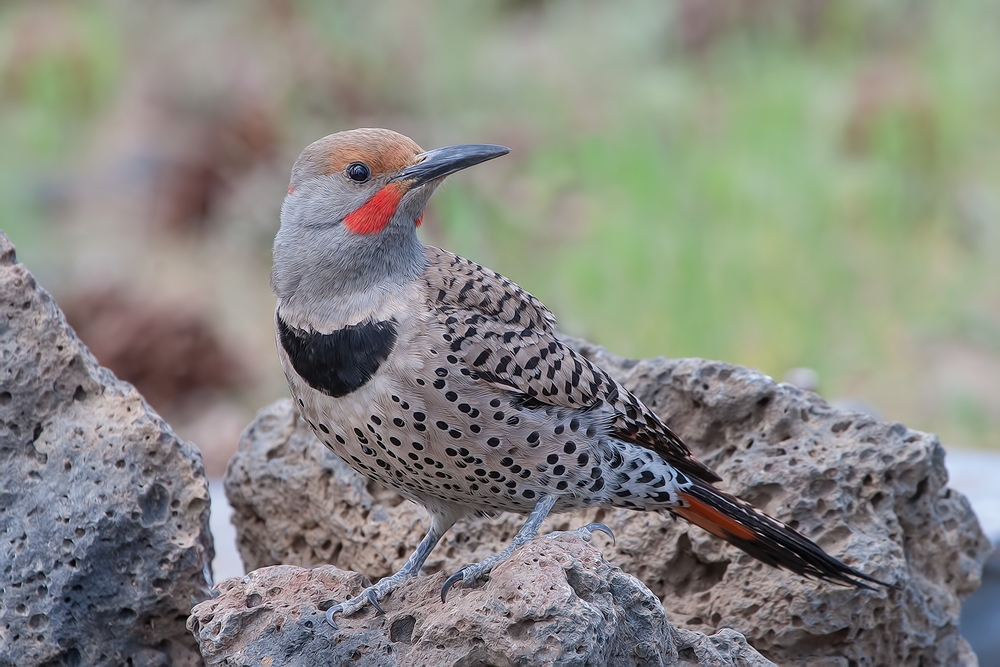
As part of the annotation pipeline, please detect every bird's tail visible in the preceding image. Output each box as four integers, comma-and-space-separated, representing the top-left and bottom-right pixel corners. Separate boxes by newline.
671, 481, 891, 589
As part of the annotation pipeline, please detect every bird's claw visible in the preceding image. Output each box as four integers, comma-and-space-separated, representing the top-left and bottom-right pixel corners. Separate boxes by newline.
324, 588, 387, 629
366, 588, 386, 615
580, 522, 616, 546
325, 603, 344, 629
440, 564, 471, 603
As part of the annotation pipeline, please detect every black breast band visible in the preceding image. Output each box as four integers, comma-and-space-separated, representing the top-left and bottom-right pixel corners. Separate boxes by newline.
277, 315, 398, 397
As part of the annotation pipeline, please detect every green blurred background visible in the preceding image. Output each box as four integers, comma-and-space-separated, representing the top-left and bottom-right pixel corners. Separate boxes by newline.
1, 0, 998, 473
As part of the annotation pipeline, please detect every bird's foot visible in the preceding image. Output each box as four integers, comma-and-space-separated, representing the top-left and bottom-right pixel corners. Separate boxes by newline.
325, 573, 404, 629
440, 522, 616, 602
440, 554, 505, 603
441, 539, 539, 602
551, 521, 616, 546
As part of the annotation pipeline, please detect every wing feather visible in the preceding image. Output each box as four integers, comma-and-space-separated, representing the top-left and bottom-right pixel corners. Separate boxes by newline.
422, 246, 722, 483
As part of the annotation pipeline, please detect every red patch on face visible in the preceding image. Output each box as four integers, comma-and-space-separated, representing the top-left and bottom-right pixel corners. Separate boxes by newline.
343, 182, 406, 235
415, 212, 424, 227
287, 184, 295, 194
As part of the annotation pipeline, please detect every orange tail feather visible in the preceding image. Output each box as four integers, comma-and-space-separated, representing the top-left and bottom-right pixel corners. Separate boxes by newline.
674, 483, 891, 590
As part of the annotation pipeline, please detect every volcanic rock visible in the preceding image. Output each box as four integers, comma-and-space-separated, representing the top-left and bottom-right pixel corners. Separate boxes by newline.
0, 232, 214, 666
189, 536, 774, 667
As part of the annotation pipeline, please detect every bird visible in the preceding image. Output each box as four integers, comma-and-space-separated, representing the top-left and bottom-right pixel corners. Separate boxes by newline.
270, 128, 891, 628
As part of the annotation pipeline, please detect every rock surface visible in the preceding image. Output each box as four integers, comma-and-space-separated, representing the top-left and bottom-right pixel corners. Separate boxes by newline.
189, 535, 775, 667
0, 232, 214, 667
225, 339, 991, 666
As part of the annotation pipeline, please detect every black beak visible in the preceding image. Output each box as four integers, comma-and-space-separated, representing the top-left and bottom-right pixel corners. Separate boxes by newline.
392, 144, 510, 188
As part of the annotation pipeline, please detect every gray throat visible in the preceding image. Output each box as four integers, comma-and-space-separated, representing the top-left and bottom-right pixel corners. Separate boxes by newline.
272, 225, 427, 328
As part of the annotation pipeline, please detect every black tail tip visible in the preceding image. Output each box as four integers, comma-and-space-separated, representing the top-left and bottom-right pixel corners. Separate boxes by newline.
840, 568, 899, 591
676, 482, 899, 594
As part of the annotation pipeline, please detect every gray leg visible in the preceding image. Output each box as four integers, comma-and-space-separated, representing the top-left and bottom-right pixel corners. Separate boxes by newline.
441, 495, 558, 602
326, 512, 456, 629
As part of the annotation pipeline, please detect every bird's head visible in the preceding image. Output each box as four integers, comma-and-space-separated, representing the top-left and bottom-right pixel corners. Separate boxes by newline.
272, 128, 509, 304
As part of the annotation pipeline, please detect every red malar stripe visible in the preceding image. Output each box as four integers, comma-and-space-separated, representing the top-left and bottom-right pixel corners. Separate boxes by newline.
343, 182, 406, 235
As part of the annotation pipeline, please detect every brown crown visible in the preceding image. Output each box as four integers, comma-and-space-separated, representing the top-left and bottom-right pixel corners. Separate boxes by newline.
290, 128, 422, 189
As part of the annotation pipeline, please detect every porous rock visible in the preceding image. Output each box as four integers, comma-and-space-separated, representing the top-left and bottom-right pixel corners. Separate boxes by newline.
224, 339, 990, 666
0, 232, 214, 667
188, 535, 774, 666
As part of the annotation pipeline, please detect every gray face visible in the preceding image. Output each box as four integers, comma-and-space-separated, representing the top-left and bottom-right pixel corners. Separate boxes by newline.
270, 128, 509, 316
271, 170, 434, 305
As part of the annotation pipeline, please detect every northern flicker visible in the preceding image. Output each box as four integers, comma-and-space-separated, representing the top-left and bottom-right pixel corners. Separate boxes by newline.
271, 128, 890, 627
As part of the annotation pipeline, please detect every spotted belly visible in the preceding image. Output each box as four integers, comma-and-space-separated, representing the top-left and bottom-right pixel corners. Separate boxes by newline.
289, 379, 562, 514
287, 368, 682, 518
277, 314, 682, 515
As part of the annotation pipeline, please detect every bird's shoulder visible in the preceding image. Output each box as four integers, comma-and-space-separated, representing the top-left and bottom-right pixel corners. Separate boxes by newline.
421, 246, 596, 407
422, 245, 557, 332
419, 245, 722, 484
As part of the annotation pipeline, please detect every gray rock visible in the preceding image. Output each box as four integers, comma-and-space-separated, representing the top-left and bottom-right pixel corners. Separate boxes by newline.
572, 340, 990, 666
0, 232, 214, 667
224, 342, 990, 666
188, 536, 775, 666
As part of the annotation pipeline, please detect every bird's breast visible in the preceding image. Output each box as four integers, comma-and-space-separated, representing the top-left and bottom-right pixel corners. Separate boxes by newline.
276, 315, 398, 397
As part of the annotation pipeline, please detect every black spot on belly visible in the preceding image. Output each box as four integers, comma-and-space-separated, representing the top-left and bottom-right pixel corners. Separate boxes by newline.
277, 315, 397, 397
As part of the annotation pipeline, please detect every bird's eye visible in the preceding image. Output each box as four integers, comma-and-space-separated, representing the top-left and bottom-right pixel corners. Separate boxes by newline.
346, 162, 371, 183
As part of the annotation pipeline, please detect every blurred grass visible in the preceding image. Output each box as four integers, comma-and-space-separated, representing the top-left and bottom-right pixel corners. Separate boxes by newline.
1, 0, 998, 450
0, 2, 120, 254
